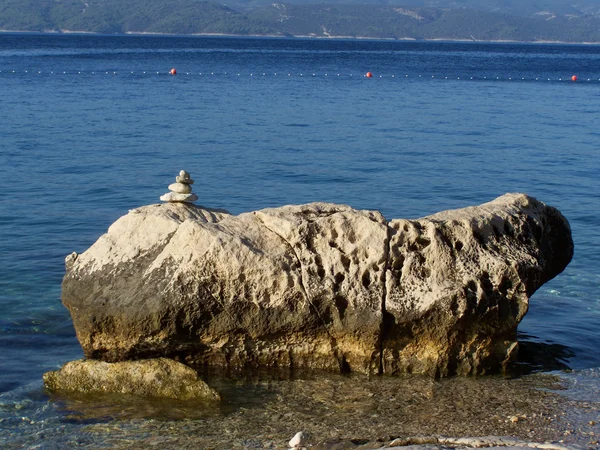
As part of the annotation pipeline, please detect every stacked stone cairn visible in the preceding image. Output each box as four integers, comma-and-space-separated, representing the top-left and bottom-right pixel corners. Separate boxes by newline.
160, 170, 199, 203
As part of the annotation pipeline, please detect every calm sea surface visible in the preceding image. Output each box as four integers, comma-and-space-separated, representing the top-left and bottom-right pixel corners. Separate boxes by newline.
0, 34, 599, 447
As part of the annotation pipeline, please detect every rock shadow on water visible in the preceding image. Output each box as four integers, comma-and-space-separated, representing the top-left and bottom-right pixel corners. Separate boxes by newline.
507, 331, 575, 377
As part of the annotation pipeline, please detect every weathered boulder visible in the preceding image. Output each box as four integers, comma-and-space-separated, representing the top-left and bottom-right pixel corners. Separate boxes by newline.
383, 194, 573, 376
61, 194, 573, 376
43, 358, 220, 401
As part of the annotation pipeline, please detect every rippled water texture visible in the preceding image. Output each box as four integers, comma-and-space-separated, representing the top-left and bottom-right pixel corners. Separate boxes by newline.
0, 34, 599, 447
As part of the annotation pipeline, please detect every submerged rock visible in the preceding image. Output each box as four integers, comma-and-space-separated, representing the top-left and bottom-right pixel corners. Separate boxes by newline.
43, 358, 220, 401
61, 193, 572, 376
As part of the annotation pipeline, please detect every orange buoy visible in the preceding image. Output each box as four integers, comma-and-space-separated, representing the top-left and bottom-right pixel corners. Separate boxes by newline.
170, 68, 177, 75
366, 72, 373, 78
571, 75, 578, 81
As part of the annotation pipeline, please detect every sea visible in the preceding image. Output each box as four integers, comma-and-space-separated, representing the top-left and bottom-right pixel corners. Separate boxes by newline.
0, 34, 599, 448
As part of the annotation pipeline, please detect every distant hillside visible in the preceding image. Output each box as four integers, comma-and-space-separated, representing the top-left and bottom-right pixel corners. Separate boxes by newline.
234, 0, 600, 18
1, 0, 600, 42
244, 4, 600, 41
0, 0, 276, 35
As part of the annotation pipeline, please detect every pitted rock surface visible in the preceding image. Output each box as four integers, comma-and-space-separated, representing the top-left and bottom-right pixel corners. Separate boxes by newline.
61, 194, 573, 376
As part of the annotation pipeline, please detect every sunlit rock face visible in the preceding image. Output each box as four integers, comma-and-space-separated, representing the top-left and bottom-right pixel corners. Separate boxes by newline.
383, 194, 573, 375
61, 193, 572, 376
43, 358, 220, 401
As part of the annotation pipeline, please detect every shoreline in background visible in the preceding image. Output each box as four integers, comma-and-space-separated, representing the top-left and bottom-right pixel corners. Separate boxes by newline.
2, 29, 600, 46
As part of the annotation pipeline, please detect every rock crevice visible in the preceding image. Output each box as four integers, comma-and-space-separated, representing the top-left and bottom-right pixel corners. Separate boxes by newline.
253, 211, 347, 372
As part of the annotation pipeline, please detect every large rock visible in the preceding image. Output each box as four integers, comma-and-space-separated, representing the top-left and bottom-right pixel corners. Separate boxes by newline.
43, 358, 220, 401
61, 194, 573, 376
383, 194, 573, 376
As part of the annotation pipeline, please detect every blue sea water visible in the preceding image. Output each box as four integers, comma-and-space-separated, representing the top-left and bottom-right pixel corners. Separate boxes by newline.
0, 34, 599, 445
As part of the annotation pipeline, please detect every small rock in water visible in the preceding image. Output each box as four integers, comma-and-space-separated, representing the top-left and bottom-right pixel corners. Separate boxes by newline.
510, 415, 520, 423
289, 431, 307, 448
43, 358, 220, 401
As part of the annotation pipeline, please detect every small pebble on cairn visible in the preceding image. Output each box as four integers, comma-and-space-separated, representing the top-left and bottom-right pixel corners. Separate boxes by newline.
160, 170, 199, 203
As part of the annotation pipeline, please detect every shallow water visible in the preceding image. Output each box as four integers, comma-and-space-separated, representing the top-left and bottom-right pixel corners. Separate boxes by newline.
1, 370, 599, 448
0, 34, 599, 447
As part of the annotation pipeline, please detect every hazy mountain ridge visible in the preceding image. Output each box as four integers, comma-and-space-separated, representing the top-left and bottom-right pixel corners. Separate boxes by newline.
1, 0, 600, 42
233, 0, 600, 18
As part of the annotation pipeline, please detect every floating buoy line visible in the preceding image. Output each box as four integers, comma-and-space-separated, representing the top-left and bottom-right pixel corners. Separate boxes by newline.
0, 69, 596, 82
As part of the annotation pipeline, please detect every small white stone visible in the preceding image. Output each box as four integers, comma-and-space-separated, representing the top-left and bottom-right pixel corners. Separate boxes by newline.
288, 431, 307, 448
175, 170, 195, 185
168, 182, 192, 194
176, 175, 195, 185
65, 252, 78, 269
160, 192, 198, 203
